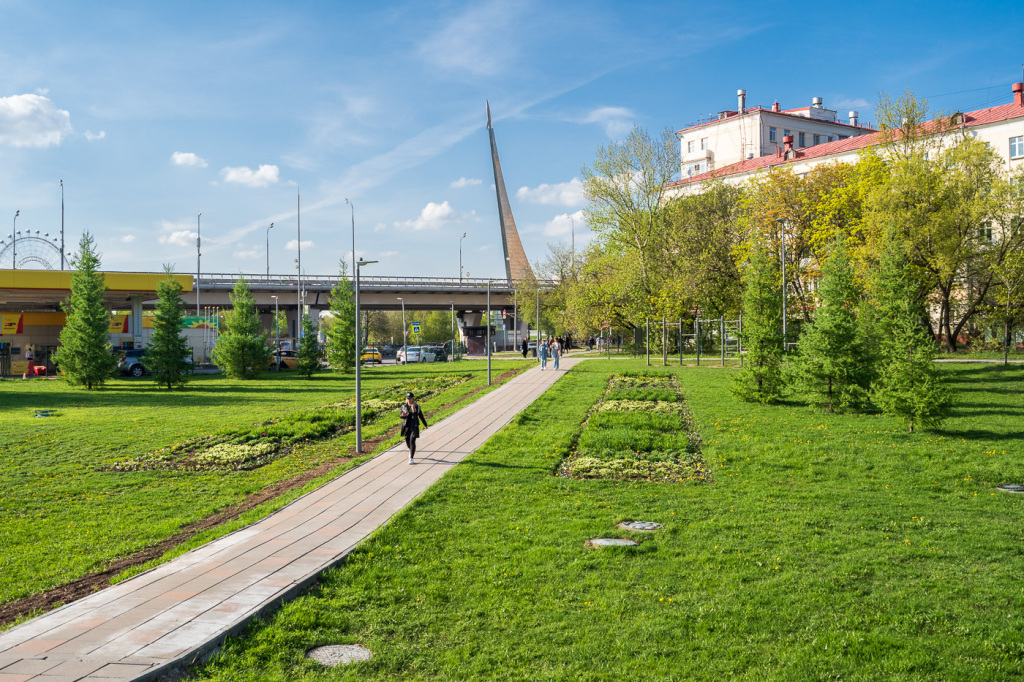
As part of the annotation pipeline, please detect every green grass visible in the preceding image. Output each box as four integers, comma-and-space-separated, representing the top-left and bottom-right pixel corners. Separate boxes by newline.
0, 360, 530, 608
191, 360, 1024, 680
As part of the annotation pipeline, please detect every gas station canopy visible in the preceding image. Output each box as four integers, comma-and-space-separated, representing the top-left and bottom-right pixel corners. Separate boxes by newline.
0, 270, 194, 313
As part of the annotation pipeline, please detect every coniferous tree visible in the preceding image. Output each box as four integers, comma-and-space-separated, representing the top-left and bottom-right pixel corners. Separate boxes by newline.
296, 315, 321, 378
147, 266, 192, 388
324, 261, 356, 371
791, 240, 869, 412
211, 277, 270, 379
55, 232, 117, 389
732, 240, 785, 403
871, 238, 953, 432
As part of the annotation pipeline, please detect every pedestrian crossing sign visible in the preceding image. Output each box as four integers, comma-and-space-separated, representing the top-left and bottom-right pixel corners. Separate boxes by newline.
411, 324, 421, 334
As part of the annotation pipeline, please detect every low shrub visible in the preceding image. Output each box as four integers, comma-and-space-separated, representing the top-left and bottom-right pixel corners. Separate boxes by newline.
605, 388, 679, 402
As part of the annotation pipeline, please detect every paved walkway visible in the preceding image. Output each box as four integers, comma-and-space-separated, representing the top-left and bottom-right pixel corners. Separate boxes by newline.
0, 360, 579, 681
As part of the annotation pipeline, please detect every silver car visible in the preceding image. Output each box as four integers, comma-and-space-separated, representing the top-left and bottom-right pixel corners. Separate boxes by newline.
398, 346, 436, 363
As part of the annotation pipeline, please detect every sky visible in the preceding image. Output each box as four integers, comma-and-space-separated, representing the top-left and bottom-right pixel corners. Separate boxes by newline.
2, 0, 1024, 279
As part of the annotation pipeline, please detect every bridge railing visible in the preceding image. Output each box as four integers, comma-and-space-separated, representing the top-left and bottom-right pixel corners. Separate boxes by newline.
195, 273, 557, 289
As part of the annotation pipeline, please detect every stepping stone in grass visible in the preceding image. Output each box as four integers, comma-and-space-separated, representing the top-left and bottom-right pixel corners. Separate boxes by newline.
996, 483, 1024, 494
618, 521, 664, 531
307, 644, 372, 666
587, 538, 638, 547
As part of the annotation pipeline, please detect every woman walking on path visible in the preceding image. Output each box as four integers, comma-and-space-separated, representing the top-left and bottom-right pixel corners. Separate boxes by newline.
551, 337, 561, 370
400, 392, 428, 464
538, 338, 549, 369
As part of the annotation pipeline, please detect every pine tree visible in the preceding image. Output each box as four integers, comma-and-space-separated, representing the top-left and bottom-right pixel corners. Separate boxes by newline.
296, 315, 321, 378
791, 240, 869, 412
324, 261, 356, 372
146, 266, 193, 388
871, 238, 953, 432
55, 233, 117, 389
211, 277, 270, 379
732, 241, 785, 403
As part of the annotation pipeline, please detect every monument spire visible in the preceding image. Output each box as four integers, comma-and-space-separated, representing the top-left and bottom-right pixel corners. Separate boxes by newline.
486, 101, 534, 283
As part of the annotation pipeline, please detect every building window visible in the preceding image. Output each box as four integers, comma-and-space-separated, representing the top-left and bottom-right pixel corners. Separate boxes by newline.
784, 129, 791, 138
798, 132, 806, 147
839, 135, 848, 140
687, 140, 695, 153
769, 127, 777, 142
827, 135, 833, 143
700, 138, 708, 150
813, 134, 820, 145
978, 223, 993, 243
1011, 136, 1024, 159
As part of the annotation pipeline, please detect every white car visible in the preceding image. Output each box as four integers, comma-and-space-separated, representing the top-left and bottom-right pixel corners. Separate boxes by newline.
398, 346, 436, 363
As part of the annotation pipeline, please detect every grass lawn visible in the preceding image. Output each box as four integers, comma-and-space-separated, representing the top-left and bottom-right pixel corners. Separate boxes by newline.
0, 360, 530, 612
194, 360, 1024, 680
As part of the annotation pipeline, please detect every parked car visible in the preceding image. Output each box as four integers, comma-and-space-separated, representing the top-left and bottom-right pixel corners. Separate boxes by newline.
269, 349, 300, 371
397, 346, 436, 363
428, 345, 448, 362
117, 349, 196, 377
361, 347, 382, 364
116, 349, 148, 377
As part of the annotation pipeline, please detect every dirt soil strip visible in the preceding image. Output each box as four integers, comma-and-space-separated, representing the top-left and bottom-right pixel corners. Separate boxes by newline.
0, 364, 530, 629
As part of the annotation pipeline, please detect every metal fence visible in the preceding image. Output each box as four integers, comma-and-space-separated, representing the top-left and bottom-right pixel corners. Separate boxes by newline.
632, 316, 744, 367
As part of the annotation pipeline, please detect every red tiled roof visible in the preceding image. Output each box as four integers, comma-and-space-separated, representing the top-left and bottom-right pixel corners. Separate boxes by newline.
667, 101, 1024, 188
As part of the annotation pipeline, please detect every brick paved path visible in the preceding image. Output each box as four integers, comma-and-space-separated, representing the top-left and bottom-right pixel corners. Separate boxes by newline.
0, 360, 578, 681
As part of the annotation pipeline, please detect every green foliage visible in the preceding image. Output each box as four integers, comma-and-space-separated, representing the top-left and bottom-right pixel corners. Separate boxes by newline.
296, 316, 321, 378
324, 261, 356, 372
211, 277, 270, 379
732, 241, 785, 403
54, 232, 117, 389
605, 387, 678, 402
791, 240, 869, 412
871, 238, 953, 432
146, 266, 192, 389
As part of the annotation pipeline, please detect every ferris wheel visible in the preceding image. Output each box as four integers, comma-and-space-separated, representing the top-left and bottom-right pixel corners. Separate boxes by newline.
0, 229, 69, 270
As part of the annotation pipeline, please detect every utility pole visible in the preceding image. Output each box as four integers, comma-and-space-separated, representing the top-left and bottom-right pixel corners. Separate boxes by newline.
60, 181, 65, 270
196, 212, 201, 317
486, 280, 491, 385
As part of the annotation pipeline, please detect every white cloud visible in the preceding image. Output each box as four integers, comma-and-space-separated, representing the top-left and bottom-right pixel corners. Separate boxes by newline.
418, 2, 523, 77
233, 247, 262, 259
120, 234, 136, 243
220, 164, 279, 187
284, 239, 314, 250
0, 94, 73, 147
543, 210, 587, 239
516, 178, 584, 207
158, 230, 197, 247
394, 201, 464, 231
84, 130, 106, 142
580, 106, 635, 138
172, 151, 208, 168
450, 177, 483, 189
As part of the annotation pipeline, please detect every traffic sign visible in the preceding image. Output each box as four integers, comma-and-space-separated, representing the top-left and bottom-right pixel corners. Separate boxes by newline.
411, 324, 421, 334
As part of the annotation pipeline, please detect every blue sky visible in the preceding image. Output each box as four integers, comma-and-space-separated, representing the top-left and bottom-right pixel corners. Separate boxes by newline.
2, 0, 1023, 278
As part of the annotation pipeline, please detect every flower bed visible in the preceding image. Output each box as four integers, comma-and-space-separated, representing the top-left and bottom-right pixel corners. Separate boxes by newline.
108, 374, 470, 472
559, 372, 711, 483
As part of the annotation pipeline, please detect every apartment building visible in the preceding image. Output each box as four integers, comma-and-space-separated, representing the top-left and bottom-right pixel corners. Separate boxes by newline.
676, 89, 875, 178
667, 83, 1024, 198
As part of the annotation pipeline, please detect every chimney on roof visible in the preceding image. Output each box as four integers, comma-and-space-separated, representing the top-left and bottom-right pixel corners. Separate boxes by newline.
772, 101, 781, 112
738, 89, 746, 114
783, 135, 794, 152
1014, 83, 1024, 107
812, 97, 823, 108
849, 111, 859, 126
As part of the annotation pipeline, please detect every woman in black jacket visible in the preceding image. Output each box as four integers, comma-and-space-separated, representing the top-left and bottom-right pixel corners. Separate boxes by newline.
400, 392, 428, 463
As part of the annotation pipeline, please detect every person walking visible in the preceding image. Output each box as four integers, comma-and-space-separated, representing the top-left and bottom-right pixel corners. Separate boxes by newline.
521, 337, 529, 359
400, 392, 428, 464
551, 337, 561, 370
538, 337, 549, 369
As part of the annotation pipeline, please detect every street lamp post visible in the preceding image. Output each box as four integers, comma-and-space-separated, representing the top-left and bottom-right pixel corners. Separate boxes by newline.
266, 222, 274, 277
60, 181, 65, 270
449, 301, 455, 362
196, 212, 201, 317
296, 190, 302, 337
355, 259, 378, 455
486, 280, 491, 386
12, 210, 18, 269
345, 198, 355, 276
459, 232, 467, 282
271, 295, 279, 352
397, 297, 406, 363
778, 219, 788, 351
